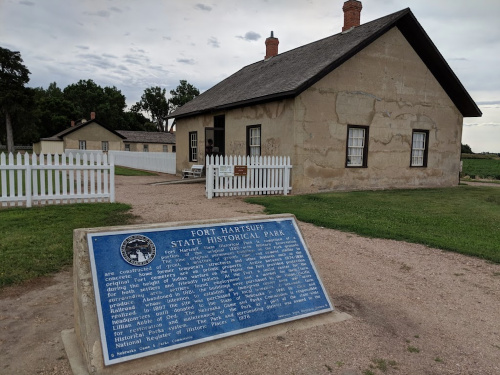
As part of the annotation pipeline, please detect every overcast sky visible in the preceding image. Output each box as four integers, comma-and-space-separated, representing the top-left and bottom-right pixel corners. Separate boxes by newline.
1, 0, 499, 152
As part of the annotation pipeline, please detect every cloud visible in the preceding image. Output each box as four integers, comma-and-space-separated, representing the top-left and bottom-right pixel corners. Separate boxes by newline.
464, 122, 500, 127
236, 31, 261, 41
109, 7, 122, 13
76, 45, 89, 50
207, 37, 220, 48
194, 3, 212, 11
163, 36, 171, 41
83, 10, 111, 18
77, 54, 117, 69
448, 57, 468, 61
102, 53, 117, 59
19, 1, 35, 6
477, 100, 500, 106
177, 58, 195, 65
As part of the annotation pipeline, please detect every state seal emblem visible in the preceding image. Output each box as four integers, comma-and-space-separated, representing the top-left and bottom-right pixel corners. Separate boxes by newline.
120, 235, 156, 266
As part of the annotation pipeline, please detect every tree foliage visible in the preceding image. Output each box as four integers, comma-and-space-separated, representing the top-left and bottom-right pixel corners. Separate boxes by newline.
133, 81, 200, 132
169, 80, 200, 111
461, 143, 473, 154
63, 79, 127, 130
167, 80, 200, 131
132, 86, 170, 132
0, 47, 199, 147
0, 47, 31, 152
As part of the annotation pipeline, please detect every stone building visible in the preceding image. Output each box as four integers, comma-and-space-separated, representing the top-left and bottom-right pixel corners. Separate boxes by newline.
168, 1, 481, 193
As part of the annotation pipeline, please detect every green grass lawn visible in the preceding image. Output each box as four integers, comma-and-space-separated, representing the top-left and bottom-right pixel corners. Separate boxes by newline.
246, 186, 500, 263
0, 203, 134, 288
462, 158, 500, 179
114, 166, 157, 176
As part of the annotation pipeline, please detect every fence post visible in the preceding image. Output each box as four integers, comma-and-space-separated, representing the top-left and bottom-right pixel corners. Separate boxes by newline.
283, 157, 290, 196
109, 153, 115, 203
25, 153, 32, 207
206, 155, 213, 199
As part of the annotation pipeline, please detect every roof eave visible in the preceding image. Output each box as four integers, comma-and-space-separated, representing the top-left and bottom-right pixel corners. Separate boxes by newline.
168, 90, 297, 120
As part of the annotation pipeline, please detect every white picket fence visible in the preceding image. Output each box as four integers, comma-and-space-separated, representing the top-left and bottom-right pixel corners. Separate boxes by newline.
0, 152, 114, 208
206, 155, 292, 199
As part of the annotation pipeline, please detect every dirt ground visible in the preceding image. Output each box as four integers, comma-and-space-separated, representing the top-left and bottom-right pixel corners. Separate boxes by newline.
1, 174, 499, 375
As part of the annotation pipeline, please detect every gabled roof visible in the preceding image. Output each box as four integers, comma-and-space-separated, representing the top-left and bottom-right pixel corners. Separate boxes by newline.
168, 8, 481, 119
41, 119, 126, 141
117, 131, 176, 144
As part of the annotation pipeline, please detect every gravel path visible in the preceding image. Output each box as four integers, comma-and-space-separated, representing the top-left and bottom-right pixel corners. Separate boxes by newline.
1, 174, 499, 375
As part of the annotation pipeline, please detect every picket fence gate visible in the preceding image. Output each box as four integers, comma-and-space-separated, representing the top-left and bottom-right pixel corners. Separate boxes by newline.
0, 152, 114, 208
205, 155, 292, 199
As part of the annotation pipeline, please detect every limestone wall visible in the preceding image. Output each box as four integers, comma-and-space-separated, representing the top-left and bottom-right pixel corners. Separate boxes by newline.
175, 99, 295, 175
292, 26, 463, 192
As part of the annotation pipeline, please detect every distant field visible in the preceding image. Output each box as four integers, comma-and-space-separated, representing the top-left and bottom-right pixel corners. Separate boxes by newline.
462, 158, 500, 180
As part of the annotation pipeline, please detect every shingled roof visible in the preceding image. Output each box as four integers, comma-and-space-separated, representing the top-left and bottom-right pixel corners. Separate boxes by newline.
168, 8, 481, 120
41, 119, 126, 141
117, 130, 176, 144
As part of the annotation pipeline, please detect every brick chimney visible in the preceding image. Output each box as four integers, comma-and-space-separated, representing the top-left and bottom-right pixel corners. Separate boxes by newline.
71, 120, 75, 127
265, 31, 279, 59
90, 111, 96, 120
342, 0, 362, 31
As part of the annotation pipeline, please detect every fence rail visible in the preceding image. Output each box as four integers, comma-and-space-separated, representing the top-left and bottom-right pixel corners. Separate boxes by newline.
206, 155, 292, 199
0, 152, 114, 208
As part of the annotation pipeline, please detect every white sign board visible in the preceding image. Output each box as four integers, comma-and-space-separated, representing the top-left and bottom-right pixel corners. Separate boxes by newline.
218, 165, 234, 177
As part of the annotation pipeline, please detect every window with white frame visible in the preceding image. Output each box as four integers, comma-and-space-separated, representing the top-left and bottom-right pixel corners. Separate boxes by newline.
247, 125, 261, 156
143, 144, 149, 152
346, 126, 368, 167
102, 141, 108, 151
411, 130, 428, 167
189, 131, 198, 161
79, 140, 86, 150
163, 145, 168, 152
124, 144, 130, 151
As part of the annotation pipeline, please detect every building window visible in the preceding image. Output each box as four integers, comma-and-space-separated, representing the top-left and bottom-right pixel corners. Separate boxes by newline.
172, 145, 176, 152
189, 131, 198, 161
143, 144, 149, 152
346, 125, 369, 167
163, 145, 168, 152
247, 125, 261, 156
411, 130, 429, 167
124, 144, 130, 151
79, 140, 86, 150
102, 141, 108, 151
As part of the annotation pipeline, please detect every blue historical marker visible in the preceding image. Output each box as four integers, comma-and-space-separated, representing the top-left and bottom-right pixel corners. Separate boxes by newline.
87, 217, 333, 365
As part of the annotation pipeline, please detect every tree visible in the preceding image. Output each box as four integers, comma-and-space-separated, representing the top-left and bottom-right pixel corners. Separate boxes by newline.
461, 143, 473, 154
0, 47, 31, 153
63, 79, 127, 129
132, 86, 170, 132
33, 83, 79, 139
168, 80, 200, 131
